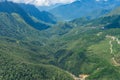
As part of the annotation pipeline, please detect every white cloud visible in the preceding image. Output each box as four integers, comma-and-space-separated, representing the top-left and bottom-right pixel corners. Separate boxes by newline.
8, 0, 75, 6
96, 0, 108, 2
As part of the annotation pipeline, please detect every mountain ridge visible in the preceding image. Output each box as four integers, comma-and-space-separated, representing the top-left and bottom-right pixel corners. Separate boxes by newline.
1, 1, 120, 80
19, 3, 56, 24
0, 1, 56, 30
49, 0, 120, 20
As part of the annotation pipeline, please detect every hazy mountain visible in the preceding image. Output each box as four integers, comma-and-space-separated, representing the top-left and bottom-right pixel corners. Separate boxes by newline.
38, 3, 62, 11
0, 1, 56, 30
19, 3, 56, 24
49, 0, 120, 20
105, 6, 120, 16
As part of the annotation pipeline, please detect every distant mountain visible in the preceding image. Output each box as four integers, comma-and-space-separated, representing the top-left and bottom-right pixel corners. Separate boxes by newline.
105, 7, 120, 16
19, 4, 56, 24
72, 15, 120, 29
49, 0, 120, 20
0, 1, 56, 30
38, 3, 62, 11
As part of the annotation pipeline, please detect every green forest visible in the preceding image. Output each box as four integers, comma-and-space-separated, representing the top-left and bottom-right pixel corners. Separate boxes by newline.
1, 1, 120, 80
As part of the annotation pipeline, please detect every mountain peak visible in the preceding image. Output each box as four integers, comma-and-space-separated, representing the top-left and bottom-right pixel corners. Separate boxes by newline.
50, 0, 120, 20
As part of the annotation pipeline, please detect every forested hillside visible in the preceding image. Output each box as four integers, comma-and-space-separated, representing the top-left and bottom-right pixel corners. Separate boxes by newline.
0, 0, 120, 80
0, 1, 55, 30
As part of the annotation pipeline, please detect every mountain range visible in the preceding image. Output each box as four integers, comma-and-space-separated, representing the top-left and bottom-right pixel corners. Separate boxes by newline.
38, 3, 62, 11
0, 0, 120, 80
49, 0, 120, 20
0, 1, 57, 30
19, 3, 56, 24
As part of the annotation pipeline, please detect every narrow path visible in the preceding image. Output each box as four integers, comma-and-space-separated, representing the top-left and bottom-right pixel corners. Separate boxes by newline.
106, 35, 120, 66
116, 38, 120, 44
109, 40, 113, 54
112, 57, 120, 66
106, 35, 120, 45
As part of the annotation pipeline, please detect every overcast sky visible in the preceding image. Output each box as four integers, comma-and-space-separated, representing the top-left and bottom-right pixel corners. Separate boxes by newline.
8, 0, 75, 6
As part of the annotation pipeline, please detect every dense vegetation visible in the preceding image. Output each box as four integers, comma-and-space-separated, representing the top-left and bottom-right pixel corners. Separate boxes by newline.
1, 1, 120, 80
42, 15, 120, 80
19, 3, 56, 24
0, 37, 73, 80
0, 1, 55, 30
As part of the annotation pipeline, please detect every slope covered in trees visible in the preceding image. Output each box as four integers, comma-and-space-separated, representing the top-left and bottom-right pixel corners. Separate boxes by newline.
1, 1, 120, 80
0, 1, 54, 30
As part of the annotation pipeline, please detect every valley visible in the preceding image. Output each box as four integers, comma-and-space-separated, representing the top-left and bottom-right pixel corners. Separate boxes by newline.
0, 0, 120, 80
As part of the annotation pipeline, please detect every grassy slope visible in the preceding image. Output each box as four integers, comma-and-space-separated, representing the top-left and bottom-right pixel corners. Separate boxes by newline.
44, 15, 120, 80
1, 7, 120, 80
0, 12, 74, 80
0, 37, 73, 80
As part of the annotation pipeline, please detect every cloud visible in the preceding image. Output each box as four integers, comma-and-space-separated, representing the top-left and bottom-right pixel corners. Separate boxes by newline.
8, 0, 75, 6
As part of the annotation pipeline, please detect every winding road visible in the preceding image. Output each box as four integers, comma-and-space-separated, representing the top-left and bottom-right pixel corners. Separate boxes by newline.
66, 35, 119, 80
109, 40, 113, 54
106, 35, 120, 66
112, 57, 120, 66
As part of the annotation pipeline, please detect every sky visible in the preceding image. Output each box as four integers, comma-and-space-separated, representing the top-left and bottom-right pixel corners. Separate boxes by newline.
8, 0, 75, 6
6, 0, 111, 6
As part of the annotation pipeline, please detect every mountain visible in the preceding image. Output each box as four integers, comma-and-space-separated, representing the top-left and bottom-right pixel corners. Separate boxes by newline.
38, 3, 62, 11
72, 15, 120, 29
49, 0, 120, 20
39, 12, 120, 80
1, 1, 120, 80
105, 6, 120, 16
0, 12, 38, 40
0, 1, 74, 80
0, 1, 54, 30
19, 4, 56, 24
